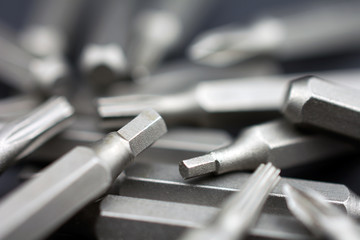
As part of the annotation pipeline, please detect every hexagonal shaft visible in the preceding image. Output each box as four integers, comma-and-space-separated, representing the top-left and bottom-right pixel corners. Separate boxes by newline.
179, 119, 354, 179
0, 109, 167, 240
283, 75, 360, 140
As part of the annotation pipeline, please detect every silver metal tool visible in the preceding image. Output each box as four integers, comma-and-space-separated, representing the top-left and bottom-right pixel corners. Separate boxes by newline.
0, 109, 167, 240
283, 75, 360, 140
284, 184, 360, 240
0, 96, 74, 174
188, 2, 360, 67
128, 0, 216, 78
120, 159, 360, 218
19, 0, 86, 57
179, 163, 280, 240
80, 0, 136, 89
179, 119, 355, 179
93, 195, 312, 240
0, 23, 69, 94
97, 69, 360, 129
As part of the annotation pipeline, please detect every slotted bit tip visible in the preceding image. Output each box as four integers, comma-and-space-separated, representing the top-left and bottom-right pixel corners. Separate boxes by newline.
179, 154, 216, 179
117, 108, 167, 156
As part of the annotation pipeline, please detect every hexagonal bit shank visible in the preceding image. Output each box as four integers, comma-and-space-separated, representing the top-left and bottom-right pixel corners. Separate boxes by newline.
283, 75, 360, 140
0, 109, 167, 240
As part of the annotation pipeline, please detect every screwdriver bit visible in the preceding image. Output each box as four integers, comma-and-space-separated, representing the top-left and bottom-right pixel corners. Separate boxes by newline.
121, 159, 360, 218
80, 0, 137, 90
128, 0, 216, 78
97, 70, 360, 129
0, 96, 74, 174
179, 119, 355, 179
179, 163, 280, 240
284, 184, 360, 240
189, 2, 360, 67
283, 75, 360, 141
0, 109, 167, 240
0, 24, 69, 94
19, 0, 86, 57
94, 195, 312, 240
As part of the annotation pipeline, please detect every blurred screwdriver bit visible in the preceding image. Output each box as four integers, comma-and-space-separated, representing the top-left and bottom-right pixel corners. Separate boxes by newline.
189, 2, 360, 67
0, 23, 70, 94
179, 119, 355, 179
0, 96, 74, 174
97, 70, 360, 129
283, 76, 360, 140
179, 163, 280, 240
19, 0, 86, 57
284, 184, 360, 240
128, 0, 216, 78
0, 109, 167, 240
80, 0, 137, 90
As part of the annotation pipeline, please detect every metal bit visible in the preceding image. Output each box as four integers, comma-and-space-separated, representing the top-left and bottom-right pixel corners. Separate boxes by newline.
0, 96, 74, 174
97, 70, 360, 129
284, 184, 360, 240
0, 109, 167, 240
0, 24, 69, 94
179, 163, 280, 240
93, 195, 312, 240
179, 119, 355, 179
19, 0, 86, 57
128, 0, 216, 78
80, 0, 137, 89
189, 2, 360, 66
283, 75, 360, 140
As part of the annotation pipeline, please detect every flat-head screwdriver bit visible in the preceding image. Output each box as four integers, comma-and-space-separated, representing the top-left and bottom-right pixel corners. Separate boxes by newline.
19, 0, 86, 58
284, 184, 360, 240
80, 0, 137, 90
97, 70, 360, 129
189, 2, 360, 67
0, 96, 74, 174
179, 163, 280, 240
179, 119, 355, 179
283, 75, 360, 141
0, 109, 167, 240
0, 24, 69, 94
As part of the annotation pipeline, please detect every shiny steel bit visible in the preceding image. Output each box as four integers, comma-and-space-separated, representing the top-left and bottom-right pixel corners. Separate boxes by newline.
0, 109, 167, 240
0, 96, 74, 174
0, 24, 69, 94
189, 2, 360, 67
179, 119, 355, 179
284, 184, 360, 240
179, 163, 280, 240
97, 70, 360, 129
283, 75, 360, 140
93, 195, 312, 240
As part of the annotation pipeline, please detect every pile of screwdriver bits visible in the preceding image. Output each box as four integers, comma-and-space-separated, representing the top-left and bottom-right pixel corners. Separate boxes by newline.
0, 0, 360, 239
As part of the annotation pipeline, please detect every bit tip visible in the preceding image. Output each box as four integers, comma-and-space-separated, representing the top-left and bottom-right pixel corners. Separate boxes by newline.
179, 154, 217, 179
117, 108, 167, 156
80, 44, 127, 82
